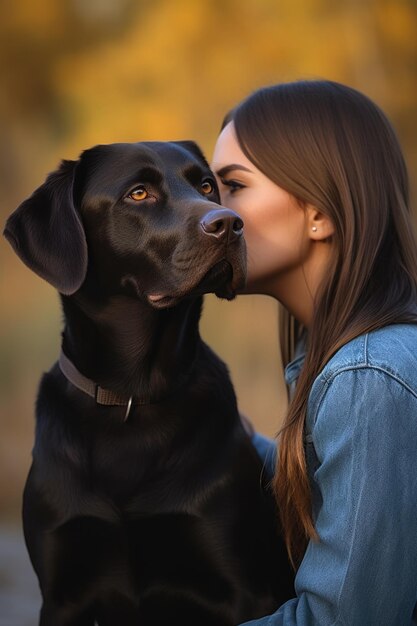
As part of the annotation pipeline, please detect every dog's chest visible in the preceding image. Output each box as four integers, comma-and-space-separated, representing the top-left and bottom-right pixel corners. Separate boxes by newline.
80, 420, 201, 514
84, 428, 158, 502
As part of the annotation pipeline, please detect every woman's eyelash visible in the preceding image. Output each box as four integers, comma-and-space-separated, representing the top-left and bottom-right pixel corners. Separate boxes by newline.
220, 179, 245, 193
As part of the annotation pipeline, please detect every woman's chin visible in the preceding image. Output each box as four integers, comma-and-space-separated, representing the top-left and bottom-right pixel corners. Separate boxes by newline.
237, 278, 267, 296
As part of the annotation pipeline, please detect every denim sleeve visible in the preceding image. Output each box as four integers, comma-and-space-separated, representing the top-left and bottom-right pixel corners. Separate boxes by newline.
240, 367, 417, 626
251, 432, 277, 481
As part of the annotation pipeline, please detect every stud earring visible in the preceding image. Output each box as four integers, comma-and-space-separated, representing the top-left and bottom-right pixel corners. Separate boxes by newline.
312, 226, 318, 232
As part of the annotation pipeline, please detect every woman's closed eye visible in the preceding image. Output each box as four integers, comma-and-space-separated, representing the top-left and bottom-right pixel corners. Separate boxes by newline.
220, 178, 246, 194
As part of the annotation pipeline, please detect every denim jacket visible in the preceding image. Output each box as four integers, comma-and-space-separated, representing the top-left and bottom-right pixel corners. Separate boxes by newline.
248, 323, 417, 626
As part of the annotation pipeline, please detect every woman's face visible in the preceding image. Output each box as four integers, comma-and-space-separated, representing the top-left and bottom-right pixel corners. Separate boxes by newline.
211, 122, 310, 295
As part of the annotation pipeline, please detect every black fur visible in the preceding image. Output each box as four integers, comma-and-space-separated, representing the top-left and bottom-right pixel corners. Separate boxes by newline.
4, 141, 294, 625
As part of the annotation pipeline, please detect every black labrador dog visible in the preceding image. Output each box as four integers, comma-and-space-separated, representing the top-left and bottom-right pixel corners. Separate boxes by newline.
4, 141, 294, 626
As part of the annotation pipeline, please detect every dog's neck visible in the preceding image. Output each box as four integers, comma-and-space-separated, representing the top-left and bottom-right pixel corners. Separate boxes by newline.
60, 291, 203, 401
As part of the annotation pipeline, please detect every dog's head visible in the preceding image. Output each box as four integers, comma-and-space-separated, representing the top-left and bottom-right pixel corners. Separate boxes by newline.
4, 141, 246, 308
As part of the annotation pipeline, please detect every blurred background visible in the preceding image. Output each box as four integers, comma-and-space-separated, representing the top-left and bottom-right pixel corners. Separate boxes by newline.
1, 0, 416, 623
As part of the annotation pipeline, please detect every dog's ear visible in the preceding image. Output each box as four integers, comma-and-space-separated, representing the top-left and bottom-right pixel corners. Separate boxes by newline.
3, 159, 88, 295
174, 141, 209, 167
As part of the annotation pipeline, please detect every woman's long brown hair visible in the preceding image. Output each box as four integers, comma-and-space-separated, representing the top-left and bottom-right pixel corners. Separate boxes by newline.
225, 80, 417, 567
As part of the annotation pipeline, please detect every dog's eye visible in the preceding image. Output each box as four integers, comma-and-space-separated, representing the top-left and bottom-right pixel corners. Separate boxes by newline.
201, 180, 214, 195
129, 187, 148, 201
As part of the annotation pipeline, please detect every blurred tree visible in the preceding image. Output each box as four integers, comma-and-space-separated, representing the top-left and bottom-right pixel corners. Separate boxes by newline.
1, 0, 416, 207
0, 0, 145, 201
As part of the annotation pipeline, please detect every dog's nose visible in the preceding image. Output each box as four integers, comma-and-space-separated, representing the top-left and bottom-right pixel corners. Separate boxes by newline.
200, 209, 244, 241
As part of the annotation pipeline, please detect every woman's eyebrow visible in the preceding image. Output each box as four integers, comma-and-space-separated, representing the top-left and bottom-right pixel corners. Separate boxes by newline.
215, 164, 253, 177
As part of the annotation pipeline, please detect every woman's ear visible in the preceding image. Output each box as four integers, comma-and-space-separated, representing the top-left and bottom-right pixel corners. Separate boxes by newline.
306, 205, 334, 241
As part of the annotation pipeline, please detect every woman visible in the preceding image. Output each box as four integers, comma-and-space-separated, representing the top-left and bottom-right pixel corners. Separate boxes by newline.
211, 80, 417, 625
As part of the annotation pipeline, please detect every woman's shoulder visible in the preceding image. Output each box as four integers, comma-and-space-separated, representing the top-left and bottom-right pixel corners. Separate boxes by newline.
310, 323, 417, 406
324, 323, 417, 375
